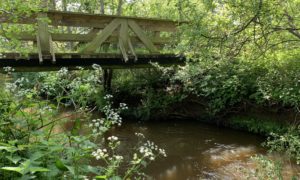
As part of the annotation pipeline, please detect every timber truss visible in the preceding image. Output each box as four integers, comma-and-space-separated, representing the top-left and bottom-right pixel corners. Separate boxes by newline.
0, 11, 185, 71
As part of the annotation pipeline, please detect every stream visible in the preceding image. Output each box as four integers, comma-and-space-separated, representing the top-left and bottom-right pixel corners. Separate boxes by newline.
105, 120, 299, 179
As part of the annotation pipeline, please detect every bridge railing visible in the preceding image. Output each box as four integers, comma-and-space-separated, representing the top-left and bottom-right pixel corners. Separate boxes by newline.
0, 11, 184, 64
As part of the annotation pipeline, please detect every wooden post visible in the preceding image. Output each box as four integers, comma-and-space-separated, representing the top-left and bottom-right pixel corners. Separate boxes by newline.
36, 13, 52, 64
103, 69, 113, 92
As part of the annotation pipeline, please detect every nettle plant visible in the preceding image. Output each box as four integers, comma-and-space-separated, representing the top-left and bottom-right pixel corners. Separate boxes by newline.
0, 67, 166, 180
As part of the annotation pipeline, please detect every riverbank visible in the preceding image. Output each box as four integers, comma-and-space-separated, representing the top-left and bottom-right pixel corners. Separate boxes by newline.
115, 93, 296, 136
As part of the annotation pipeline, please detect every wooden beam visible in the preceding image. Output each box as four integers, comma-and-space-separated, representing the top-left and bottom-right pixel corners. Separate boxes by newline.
36, 13, 51, 55
47, 11, 181, 32
16, 33, 171, 45
0, 53, 185, 72
119, 19, 129, 61
1, 11, 185, 32
49, 35, 56, 63
81, 18, 121, 54
128, 20, 158, 53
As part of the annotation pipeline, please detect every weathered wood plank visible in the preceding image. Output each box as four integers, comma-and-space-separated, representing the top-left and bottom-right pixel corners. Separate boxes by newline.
36, 13, 50, 55
47, 11, 181, 32
81, 18, 121, 54
16, 33, 171, 44
1, 11, 185, 32
128, 20, 158, 53
119, 20, 129, 51
49, 35, 56, 63
119, 19, 129, 61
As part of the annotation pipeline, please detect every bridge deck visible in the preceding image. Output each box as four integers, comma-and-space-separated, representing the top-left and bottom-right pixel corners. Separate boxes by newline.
0, 53, 185, 72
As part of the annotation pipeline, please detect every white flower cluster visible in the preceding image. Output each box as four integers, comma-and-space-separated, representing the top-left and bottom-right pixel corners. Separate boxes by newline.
102, 105, 122, 127
107, 136, 118, 142
3, 66, 15, 73
92, 64, 101, 70
76, 66, 84, 70
119, 103, 128, 110
14, 77, 29, 87
133, 139, 167, 163
107, 136, 121, 150
41, 105, 53, 114
92, 136, 124, 163
103, 94, 113, 100
134, 132, 145, 138
145, 140, 166, 157
89, 118, 107, 134
5, 77, 32, 97
57, 67, 68, 76
92, 148, 108, 160
5, 82, 17, 92
115, 155, 123, 161
106, 109, 122, 126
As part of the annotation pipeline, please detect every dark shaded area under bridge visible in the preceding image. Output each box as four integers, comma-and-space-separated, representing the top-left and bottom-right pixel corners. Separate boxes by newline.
0, 53, 185, 72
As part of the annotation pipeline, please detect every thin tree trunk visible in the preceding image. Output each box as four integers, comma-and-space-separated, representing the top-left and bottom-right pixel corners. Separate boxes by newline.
62, 0, 73, 49
50, 0, 56, 10
178, 0, 183, 20
99, 0, 105, 14
117, 0, 123, 15
41, 0, 48, 9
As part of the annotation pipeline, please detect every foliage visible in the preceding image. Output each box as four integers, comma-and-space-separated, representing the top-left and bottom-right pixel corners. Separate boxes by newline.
172, 49, 300, 114
265, 126, 300, 165
0, 69, 166, 179
256, 51, 300, 107
112, 68, 186, 120
14, 65, 105, 109
229, 116, 288, 135
245, 155, 283, 180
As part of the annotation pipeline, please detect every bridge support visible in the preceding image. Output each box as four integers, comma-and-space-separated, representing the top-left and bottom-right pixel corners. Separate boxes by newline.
103, 69, 113, 92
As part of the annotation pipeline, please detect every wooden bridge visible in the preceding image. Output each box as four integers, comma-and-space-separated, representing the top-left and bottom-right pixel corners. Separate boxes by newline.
0, 11, 185, 71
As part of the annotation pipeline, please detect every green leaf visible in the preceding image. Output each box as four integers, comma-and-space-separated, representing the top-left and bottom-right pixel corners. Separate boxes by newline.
0, 146, 17, 152
110, 176, 122, 180
1, 167, 24, 175
29, 167, 50, 173
0, 143, 18, 153
95, 175, 107, 180
66, 165, 75, 175
6, 155, 22, 164
29, 152, 43, 161
55, 159, 68, 171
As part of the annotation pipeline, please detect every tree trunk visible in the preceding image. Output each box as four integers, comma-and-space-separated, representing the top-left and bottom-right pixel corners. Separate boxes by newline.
117, 0, 123, 15
40, 0, 48, 9
99, 0, 105, 14
62, 0, 73, 49
50, 0, 56, 10
178, 0, 183, 21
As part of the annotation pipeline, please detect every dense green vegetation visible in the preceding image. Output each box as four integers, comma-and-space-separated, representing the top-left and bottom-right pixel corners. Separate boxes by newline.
0, 72, 166, 179
0, 0, 300, 179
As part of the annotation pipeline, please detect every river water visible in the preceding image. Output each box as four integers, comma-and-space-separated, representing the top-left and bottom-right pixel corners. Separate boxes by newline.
104, 120, 300, 179
109, 120, 266, 179
55, 111, 300, 179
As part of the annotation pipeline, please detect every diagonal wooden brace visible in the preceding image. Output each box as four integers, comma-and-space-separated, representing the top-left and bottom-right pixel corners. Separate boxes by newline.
81, 18, 121, 54
128, 20, 158, 53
